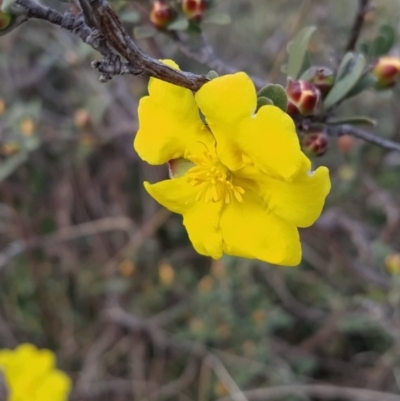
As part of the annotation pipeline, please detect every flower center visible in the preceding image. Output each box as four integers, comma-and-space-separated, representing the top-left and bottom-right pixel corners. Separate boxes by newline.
186, 150, 245, 203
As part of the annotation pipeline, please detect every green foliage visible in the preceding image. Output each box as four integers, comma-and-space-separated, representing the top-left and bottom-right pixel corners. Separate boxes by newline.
257, 84, 288, 112
359, 24, 397, 58
327, 116, 376, 127
286, 26, 316, 79
323, 53, 366, 109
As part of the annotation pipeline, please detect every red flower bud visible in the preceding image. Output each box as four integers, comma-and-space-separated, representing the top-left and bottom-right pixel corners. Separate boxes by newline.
372, 56, 400, 89
150, 0, 175, 29
301, 132, 328, 157
286, 80, 321, 116
182, 0, 208, 21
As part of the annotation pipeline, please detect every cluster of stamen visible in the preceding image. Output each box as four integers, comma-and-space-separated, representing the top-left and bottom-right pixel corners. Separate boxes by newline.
186, 150, 245, 203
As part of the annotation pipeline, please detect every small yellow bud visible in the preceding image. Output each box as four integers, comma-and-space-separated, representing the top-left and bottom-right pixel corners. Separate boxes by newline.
385, 253, 400, 275
74, 109, 91, 128
19, 118, 34, 136
119, 260, 136, 277
198, 275, 214, 293
158, 262, 175, 286
0, 98, 6, 115
0, 141, 20, 156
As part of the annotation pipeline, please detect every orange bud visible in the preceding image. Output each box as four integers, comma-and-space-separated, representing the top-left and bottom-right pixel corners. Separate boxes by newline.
287, 80, 321, 116
302, 132, 328, 157
182, 0, 208, 21
150, 1, 175, 29
0, 10, 12, 30
338, 135, 355, 154
385, 253, 400, 275
372, 56, 400, 89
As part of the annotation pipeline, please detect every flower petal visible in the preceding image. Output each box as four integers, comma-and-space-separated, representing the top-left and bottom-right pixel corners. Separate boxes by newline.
266, 164, 331, 228
237, 154, 331, 228
144, 177, 198, 214
183, 201, 223, 259
219, 191, 301, 266
145, 177, 223, 259
134, 60, 213, 165
195, 73, 303, 179
195, 72, 257, 171
236, 105, 303, 179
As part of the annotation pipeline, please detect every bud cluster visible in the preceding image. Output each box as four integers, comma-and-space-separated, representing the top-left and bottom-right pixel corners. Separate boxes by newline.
150, 0, 210, 29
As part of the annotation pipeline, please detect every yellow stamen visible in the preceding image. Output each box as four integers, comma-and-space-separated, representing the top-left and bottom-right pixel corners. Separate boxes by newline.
186, 150, 245, 204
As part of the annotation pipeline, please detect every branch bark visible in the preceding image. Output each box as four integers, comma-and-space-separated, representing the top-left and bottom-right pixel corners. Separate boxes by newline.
216, 384, 400, 401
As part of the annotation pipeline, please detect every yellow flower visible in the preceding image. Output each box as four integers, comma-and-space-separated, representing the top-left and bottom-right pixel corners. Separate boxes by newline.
0, 344, 71, 401
134, 61, 330, 266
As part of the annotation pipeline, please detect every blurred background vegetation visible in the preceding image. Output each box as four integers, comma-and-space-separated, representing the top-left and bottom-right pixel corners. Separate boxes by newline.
1, 0, 400, 400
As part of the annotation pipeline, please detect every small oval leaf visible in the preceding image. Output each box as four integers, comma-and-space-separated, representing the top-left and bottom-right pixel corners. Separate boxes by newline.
286, 26, 316, 79
323, 54, 366, 109
167, 18, 189, 31
257, 84, 288, 112
327, 116, 377, 127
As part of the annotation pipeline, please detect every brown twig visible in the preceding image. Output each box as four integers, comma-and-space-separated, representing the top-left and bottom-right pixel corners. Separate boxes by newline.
345, 0, 371, 53
0, 216, 135, 270
326, 124, 400, 153
216, 384, 400, 401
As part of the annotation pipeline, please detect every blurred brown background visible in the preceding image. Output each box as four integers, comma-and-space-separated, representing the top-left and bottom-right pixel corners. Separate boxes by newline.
1, 0, 400, 400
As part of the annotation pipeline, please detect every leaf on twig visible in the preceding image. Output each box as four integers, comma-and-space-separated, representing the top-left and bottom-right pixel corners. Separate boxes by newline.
257, 84, 288, 112
286, 26, 316, 79
327, 116, 377, 127
323, 53, 366, 109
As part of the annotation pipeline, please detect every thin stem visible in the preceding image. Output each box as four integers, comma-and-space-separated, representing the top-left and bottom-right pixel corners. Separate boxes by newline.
345, 0, 371, 53
326, 124, 400, 153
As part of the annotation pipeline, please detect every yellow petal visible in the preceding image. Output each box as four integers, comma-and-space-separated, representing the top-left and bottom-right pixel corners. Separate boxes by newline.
183, 201, 223, 259
238, 105, 303, 179
236, 154, 330, 228
34, 370, 72, 401
266, 164, 331, 228
134, 60, 213, 165
144, 177, 198, 214
195, 72, 257, 171
145, 177, 223, 259
219, 190, 301, 266
195, 73, 303, 179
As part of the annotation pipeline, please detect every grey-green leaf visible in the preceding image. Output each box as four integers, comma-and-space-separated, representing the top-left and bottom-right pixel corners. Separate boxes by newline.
257, 84, 288, 112
286, 26, 316, 79
256, 97, 274, 111
379, 24, 396, 54
167, 18, 189, 31
323, 54, 366, 109
346, 73, 378, 99
206, 70, 219, 80
336, 52, 356, 81
327, 116, 377, 127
